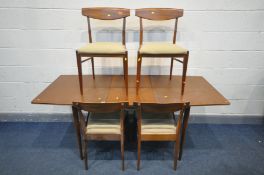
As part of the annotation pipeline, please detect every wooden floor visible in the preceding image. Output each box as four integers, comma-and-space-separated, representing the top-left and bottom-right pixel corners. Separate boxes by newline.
32, 75, 229, 106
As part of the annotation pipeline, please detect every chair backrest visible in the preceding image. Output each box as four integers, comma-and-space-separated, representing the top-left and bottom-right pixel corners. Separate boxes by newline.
135, 102, 190, 135
72, 102, 128, 134
135, 8, 184, 45
138, 102, 187, 113
82, 7, 130, 45
73, 101, 127, 113
135, 102, 188, 114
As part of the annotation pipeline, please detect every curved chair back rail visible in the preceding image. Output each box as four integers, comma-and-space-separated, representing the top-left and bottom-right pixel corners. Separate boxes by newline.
135, 8, 184, 45
135, 8, 183, 20
82, 7, 130, 20
82, 7, 130, 44
72, 102, 128, 113
137, 102, 188, 113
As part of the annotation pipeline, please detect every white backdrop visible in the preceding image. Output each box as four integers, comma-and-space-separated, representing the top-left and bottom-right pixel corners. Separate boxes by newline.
0, 0, 264, 117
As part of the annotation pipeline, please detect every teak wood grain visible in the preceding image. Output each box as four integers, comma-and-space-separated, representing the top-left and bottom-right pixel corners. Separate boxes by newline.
135, 8, 183, 20
31, 75, 230, 106
82, 7, 130, 20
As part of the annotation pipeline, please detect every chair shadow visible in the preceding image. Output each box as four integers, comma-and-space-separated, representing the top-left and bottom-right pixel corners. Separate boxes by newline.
184, 124, 223, 150
133, 26, 173, 42
95, 28, 122, 42
32, 122, 76, 149
81, 26, 173, 43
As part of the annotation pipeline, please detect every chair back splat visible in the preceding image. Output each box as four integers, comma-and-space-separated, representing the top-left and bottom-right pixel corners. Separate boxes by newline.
73, 102, 126, 113
135, 8, 184, 45
82, 8, 130, 45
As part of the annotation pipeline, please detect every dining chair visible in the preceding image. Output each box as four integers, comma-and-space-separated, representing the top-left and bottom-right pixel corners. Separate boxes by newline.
135, 102, 190, 171
72, 101, 128, 170
135, 8, 189, 95
76, 7, 130, 95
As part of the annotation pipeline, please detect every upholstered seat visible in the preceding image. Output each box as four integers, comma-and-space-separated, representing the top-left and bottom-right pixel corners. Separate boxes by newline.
141, 113, 176, 135
78, 42, 126, 54
86, 113, 120, 134
139, 42, 187, 55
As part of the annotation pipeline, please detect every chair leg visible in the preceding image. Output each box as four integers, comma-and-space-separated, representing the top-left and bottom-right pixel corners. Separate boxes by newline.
136, 52, 142, 94
72, 106, 83, 160
174, 128, 181, 170
121, 134, 125, 171
76, 51, 83, 95
181, 51, 189, 95
83, 140, 88, 170
91, 57, 95, 79
170, 57, 174, 80
124, 52, 128, 95
123, 57, 126, 80
179, 105, 191, 160
174, 140, 179, 171
137, 138, 141, 170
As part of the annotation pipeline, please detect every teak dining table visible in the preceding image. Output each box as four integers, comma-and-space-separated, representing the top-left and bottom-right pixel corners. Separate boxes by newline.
32, 75, 230, 160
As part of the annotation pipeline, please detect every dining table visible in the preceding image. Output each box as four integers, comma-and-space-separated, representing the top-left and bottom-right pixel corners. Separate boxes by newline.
32, 74, 230, 160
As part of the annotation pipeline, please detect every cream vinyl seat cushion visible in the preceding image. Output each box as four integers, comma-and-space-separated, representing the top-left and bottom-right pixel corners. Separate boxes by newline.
77, 42, 126, 54
139, 42, 188, 55
86, 113, 120, 135
141, 113, 176, 135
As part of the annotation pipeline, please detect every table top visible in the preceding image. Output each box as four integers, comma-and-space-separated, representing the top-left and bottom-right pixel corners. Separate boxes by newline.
32, 75, 230, 106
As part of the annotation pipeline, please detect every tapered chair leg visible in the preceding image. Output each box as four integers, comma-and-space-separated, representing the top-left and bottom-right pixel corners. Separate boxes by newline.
136, 52, 142, 94
137, 139, 141, 170
179, 106, 190, 160
174, 129, 181, 171
91, 57, 95, 79
124, 53, 128, 95
72, 106, 83, 160
76, 51, 83, 95
174, 140, 179, 170
181, 51, 189, 95
123, 57, 126, 80
83, 140, 88, 170
121, 135, 125, 171
170, 57, 174, 80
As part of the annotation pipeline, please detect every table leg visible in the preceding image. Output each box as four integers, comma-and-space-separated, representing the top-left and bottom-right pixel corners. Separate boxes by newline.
72, 105, 83, 160
179, 105, 190, 160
